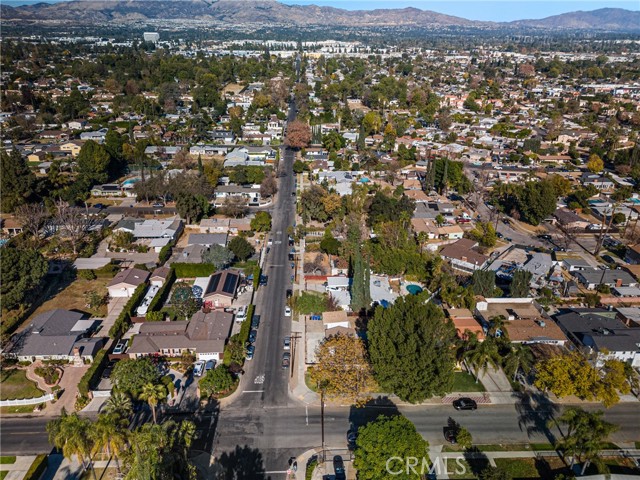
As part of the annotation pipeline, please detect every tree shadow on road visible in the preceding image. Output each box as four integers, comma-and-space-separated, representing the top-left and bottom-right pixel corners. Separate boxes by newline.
216, 445, 271, 480
515, 390, 560, 444
348, 396, 400, 431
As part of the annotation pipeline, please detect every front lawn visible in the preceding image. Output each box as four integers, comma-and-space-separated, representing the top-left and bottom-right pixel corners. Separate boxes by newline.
451, 371, 486, 392
293, 291, 330, 315
0, 369, 44, 401
0, 457, 16, 464
493, 458, 539, 479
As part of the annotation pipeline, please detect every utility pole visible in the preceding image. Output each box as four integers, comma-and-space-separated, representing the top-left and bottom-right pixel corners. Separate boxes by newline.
320, 388, 325, 456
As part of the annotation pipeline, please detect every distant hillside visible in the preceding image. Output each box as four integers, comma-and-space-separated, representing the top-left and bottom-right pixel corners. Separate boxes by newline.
1, 0, 638, 31
511, 8, 640, 31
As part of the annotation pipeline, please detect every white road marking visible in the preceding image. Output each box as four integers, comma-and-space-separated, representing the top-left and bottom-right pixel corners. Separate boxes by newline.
242, 390, 265, 393
254, 375, 265, 384
305, 405, 309, 426
265, 471, 288, 474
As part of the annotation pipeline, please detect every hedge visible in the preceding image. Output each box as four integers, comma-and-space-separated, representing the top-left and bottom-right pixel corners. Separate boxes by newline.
24, 454, 47, 480
78, 350, 107, 397
238, 304, 254, 347
252, 265, 261, 289
148, 267, 176, 313
172, 263, 216, 278
109, 283, 147, 338
158, 240, 175, 265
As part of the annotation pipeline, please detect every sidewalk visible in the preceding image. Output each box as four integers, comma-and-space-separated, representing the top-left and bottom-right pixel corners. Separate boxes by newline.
0, 456, 38, 480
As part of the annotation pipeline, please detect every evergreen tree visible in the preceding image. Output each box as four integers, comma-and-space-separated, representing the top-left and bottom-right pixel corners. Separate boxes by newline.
510, 270, 533, 297
0, 149, 36, 212
350, 249, 370, 312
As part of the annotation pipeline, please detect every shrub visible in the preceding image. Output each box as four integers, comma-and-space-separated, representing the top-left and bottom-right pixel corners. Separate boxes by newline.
95, 263, 118, 277
77, 350, 107, 397
252, 265, 261, 289
158, 240, 175, 264
148, 268, 176, 312
172, 263, 216, 278
77, 269, 97, 280
238, 304, 254, 347
23, 454, 47, 480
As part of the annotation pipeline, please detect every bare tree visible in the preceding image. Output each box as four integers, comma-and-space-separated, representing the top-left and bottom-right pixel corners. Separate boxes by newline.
221, 196, 249, 218
54, 200, 98, 255
14, 203, 49, 241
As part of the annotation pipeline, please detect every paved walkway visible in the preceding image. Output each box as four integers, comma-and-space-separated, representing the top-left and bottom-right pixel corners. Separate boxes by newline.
0, 456, 38, 480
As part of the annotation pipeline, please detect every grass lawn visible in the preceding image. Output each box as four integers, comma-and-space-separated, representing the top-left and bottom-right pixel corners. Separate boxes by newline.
493, 458, 539, 479
447, 459, 476, 479
0, 470, 8, 480
304, 371, 318, 392
80, 468, 119, 480
442, 443, 555, 453
0, 369, 44, 401
0, 457, 16, 464
451, 371, 486, 392
26, 275, 111, 322
0, 405, 42, 415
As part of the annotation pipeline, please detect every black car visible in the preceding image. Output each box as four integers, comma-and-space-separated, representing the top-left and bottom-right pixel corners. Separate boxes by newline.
93, 203, 105, 210
333, 456, 346, 480
286, 288, 293, 298
259, 275, 268, 286
251, 315, 260, 329
347, 429, 357, 450
453, 398, 478, 410
248, 329, 257, 343
443, 427, 457, 444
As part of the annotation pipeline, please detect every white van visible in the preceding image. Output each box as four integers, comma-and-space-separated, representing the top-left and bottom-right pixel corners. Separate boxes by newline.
235, 306, 247, 323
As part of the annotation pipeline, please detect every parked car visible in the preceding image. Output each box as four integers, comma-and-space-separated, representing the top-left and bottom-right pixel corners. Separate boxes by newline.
193, 361, 205, 377
333, 456, 346, 480
285, 306, 291, 316
205, 360, 216, 372
452, 398, 478, 411
101, 361, 116, 379
443, 428, 457, 444
286, 289, 293, 298
246, 345, 255, 360
496, 232, 504, 239
283, 336, 291, 350
113, 342, 126, 354
281, 352, 291, 369
347, 427, 357, 450
259, 275, 268, 286
251, 315, 260, 329
152, 202, 165, 208
93, 203, 105, 210
249, 329, 258, 343
235, 306, 247, 323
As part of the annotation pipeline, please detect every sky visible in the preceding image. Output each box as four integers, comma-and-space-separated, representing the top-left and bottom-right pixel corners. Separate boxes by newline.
2, 0, 639, 22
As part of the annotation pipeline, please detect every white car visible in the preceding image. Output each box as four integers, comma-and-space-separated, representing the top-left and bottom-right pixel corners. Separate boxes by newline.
193, 361, 205, 377
284, 306, 291, 316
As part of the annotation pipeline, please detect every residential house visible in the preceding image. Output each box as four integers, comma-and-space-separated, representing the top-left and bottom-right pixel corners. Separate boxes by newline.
127, 310, 233, 362
107, 267, 150, 298
202, 269, 241, 308
187, 233, 228, 247
59, 140, 85, 157
625, 244, 640, 265
213, 185, 261, 206
581, 173, 615, 191
574, 269, 638, 290
445, 308, 485, 341
80, 128, 108, 143
554, 309, 640, 367
91, 184, 123, 197
553, 209, 589, 230
150, 266, 171, 287
115, 217, 183, 241
439, 238, 489, 273
8, 309, 104, 362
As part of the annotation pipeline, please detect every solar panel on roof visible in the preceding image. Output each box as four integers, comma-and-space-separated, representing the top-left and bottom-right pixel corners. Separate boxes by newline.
206, 273, 221, 294
222, 273, 238, 294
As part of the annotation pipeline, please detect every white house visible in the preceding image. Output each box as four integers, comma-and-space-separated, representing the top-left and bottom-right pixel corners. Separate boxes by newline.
107, 268, 149, 298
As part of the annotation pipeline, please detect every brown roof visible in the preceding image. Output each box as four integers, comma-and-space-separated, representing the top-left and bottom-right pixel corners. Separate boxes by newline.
440, 238, 488, 266
503, 319, 567, 343
107, 268, 150, 288
150, 266, 171, 280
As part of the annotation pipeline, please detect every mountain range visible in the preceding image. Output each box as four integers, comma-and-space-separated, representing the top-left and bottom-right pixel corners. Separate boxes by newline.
1, 0, 639, 31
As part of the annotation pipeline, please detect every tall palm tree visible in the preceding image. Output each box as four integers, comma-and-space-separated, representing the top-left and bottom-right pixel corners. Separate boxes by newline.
464, 337, 501, 383
47, 411, 96, 478
487, 315, 507, 338
139, 383, 167, 424
91, 414, 128, 474
102, 391, 133, 421
504, 344, 534, 382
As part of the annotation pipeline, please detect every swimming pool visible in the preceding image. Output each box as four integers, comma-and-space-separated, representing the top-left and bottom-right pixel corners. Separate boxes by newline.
122, 177, 141, 187
406, 284, 423, 295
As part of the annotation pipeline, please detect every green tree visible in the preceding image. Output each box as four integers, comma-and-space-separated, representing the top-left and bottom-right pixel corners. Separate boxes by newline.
322, 131, 345, 152
199, 365, 235, 397
456, 427, 473, 449
368, 296, 457, 402
47, 411, 95, 473
228, 236, 255, 262
587, 154, 604, 173
250, 211, 272, 232
77, 140, 112, 184
171, 282, 200, 320
202, 244, 234, 269
471, 270, 497, 297
361, 111, 382, 135
354, 415, 429, 480
102, 392, 133, 421
480, 466, 513, 480
175, 192, 205, 224
504, 344, 534, 382
320, 231, 341, 255
464, 337, 502, 381
0, 149, 36, 212
0, 245, 48, 311
111, 358, 161, 398
510, 270, 533, 297
138, 382, 167, 424
91, 413, 128, 475
350, 248, 371, 313
468, 221, 497, 248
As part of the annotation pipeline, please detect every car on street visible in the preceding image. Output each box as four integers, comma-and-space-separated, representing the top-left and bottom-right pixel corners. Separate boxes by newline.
347, 428, 357, 450
246, 345, 255, 360
251, 315, 260, 329
193, 361, 205, 377
281, 352, 291, 369
259, 275, 268, 286
453, 397, 478, 410
286, 288, 293, 298
285, 306, 291, 317
333, 456, 346, 480
249, 329, 258, 343
93, 203, 105, 209
283, 336, 291, 350
152, 202, 165, 208
505, 237, 512, 242
443, 428, 457, 444
101, 360, 116, 379
113, 342, 126, 354
497, 232, 504, 239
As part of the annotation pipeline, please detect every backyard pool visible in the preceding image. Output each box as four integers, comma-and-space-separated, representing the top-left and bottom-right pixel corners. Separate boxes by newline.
406, 284, 423, 295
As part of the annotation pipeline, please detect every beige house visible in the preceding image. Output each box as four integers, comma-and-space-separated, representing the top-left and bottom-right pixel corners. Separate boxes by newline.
60, 140, 85, 157
107, 268, 149, 298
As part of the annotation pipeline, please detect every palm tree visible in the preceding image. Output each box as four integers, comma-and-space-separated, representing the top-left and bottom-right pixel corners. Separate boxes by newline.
102, 391, 133, 421
139, 383, 167, 424
47, 411, 95, 478
91, 414, 128, 474
504, 344, 534, 382
464, 337, 501, 383
487, 315, 507, 338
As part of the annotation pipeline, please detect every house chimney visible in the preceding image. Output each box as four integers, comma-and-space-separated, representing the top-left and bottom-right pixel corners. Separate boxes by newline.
616, 278, 623, 287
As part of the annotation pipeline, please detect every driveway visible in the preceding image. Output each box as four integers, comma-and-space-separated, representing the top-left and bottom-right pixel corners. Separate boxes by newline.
47, 365, 89, 416
101, 297, 128, 335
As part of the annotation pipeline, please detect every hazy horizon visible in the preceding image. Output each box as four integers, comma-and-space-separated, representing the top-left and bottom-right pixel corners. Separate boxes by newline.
1, 0, 638, 22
